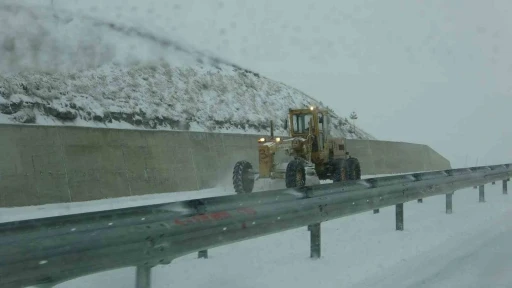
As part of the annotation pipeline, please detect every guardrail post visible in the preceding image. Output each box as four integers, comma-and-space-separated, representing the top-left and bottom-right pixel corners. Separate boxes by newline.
479, 185, 485, 202
395, 203, 404, 231
136, 266, 152, 288
373, 209, 379, 214
309, 223, 321, 259
446, 192, 453, 214
503, 180, 508, 195
198, 250, 208, 259
417, 199, 423, 203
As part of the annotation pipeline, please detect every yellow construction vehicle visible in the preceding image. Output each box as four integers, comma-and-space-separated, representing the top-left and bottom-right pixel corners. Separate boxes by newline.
232, 106, 361, 193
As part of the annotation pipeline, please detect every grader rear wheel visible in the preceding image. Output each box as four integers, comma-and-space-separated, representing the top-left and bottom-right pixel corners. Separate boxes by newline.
333, 159, 349, 183
233, 160, 255, 193
346, 157, 361, 180
333, 158, 361, 182
285, 159, 306, 188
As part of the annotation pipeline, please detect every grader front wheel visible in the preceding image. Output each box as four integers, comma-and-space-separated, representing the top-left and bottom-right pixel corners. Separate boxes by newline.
285, 159, 306, 188
233, 160, 255, 193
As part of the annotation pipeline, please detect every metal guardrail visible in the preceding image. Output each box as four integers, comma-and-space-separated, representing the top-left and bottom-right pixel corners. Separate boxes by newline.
0, 163, 511, 288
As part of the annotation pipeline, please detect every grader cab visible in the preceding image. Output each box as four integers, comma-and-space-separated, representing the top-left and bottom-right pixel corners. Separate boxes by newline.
232, 106, 361, 193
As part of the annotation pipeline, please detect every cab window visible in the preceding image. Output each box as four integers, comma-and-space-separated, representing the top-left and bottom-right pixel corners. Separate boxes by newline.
293, 113, 312, 133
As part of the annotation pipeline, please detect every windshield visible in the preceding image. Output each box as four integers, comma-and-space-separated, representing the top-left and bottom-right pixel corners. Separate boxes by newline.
293, 113, 313, 134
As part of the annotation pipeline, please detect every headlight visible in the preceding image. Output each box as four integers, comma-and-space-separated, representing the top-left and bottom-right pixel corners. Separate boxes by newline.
276, 137, 281, 142
258, 137, 266, 143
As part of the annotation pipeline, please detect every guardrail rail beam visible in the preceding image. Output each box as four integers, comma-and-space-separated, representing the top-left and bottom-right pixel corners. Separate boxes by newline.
2, 163, 511, 288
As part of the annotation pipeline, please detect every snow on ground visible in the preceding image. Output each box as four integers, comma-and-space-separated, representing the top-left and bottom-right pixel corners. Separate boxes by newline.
3, 176, 510, 288
351, 207, 512, 288
0, 2, 374, 140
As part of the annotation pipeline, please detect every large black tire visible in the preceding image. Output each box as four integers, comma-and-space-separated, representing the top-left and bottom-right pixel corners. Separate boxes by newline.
233, 160, 255, 193
332, 159, 350, 183
346, 157, 362, 180
285, 159, 306, 188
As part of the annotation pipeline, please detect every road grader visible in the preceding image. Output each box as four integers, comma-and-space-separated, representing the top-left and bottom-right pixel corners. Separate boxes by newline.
232, 106, 362, 193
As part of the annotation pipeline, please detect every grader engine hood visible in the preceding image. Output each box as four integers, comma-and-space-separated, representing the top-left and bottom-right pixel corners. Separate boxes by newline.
258, 144, 273, 178
258, 137, 307, 178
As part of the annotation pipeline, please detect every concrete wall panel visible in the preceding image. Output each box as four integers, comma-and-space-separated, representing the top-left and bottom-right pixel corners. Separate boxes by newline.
0, 125, 451, 207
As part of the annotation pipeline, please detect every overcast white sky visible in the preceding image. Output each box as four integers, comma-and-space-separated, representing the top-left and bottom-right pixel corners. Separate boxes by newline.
17, 0, 512, 167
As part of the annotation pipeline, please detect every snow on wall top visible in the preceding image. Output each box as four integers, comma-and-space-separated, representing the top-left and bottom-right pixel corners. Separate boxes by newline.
0, 2, 375, 140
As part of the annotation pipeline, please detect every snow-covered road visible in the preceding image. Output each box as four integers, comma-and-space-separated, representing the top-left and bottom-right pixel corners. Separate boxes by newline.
2, 180, 509, 288
352, 203, 512, 288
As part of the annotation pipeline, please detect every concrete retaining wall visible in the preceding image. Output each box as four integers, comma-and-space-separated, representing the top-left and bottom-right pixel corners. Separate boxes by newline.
345, 139, 451, 174
0, 125, 450, 207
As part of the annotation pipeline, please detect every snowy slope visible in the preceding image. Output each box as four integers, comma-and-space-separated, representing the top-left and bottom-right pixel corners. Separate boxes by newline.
0, 2, 374, 139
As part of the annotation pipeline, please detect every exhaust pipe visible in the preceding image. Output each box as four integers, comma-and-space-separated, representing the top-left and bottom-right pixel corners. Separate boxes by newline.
270, 120, 274, 139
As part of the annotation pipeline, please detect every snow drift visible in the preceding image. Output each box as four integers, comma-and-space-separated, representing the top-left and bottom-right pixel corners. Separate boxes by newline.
0, 2, 374, 139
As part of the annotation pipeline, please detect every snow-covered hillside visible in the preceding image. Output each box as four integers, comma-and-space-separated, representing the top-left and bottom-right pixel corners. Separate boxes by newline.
0, 2, 374, 139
